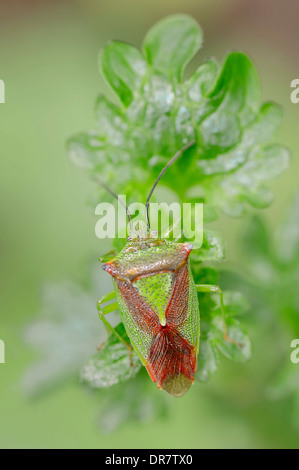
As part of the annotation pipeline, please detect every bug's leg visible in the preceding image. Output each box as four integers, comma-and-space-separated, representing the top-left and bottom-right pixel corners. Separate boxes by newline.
98, 250, 117, 263
97, 291, 133, 361
195, 284, 235, 344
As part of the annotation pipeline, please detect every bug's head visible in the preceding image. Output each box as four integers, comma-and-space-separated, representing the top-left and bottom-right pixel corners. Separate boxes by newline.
102, 239, 193, 280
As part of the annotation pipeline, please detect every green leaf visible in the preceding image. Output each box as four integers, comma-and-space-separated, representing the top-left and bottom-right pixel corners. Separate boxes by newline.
196, 103, 283, 177
94, 95, 127, 141
199, 110, 242, 155
68, 132, 104, 170
243, 102, 283, 146
67, 132, 131, 178
192, 266, 219, 287
22, 268, 109, 396
191, 230, 225, 263
229, 196, 299, 432
242, 215, 271, 261
203, 143, 290, 217
212, 317, 252, 362
100, 41, 146, 106
222, 291, 250, 316
195, 287, 251, 382
185, 59, 219, 102
196, 338, 219, 383
239, 193, 299, 334
80, 323, 141, 388
70, 18, 288, 219
276, 192, 299, 264
143, 14, 203, 81
208, 52, 260, 126
249, 144, 290, 181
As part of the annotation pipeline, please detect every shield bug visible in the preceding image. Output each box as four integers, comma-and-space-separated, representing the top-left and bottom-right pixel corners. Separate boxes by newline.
97, 141, 231, 397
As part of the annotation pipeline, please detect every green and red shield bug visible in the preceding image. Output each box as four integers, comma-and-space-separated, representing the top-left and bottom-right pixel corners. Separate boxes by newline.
97, 141, 231, 397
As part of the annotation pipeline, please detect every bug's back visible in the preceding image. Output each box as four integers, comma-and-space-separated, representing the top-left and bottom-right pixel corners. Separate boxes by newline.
103, 238, 200, 397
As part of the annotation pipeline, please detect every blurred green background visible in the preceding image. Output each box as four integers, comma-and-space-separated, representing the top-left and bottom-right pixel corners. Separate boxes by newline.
1, 0, 299, 449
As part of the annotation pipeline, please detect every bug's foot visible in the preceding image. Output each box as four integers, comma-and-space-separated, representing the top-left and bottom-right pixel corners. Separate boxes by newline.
128, 346, 134, 367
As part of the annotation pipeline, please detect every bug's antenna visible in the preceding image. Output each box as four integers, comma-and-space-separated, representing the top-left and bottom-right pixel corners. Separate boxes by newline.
92, 175, 133, 234
145, 140, 196, 229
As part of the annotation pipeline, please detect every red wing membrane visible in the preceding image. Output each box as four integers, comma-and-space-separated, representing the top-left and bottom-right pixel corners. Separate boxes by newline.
165, 264, 190, 328
117, 264, 197, 395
